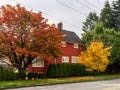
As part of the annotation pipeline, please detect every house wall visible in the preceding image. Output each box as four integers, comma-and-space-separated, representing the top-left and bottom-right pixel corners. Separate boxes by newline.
28, 65, 45, 73
61, 42, 82, 63
28, 60, 49, 73
28, 42, 82, 73
48, 42, 82, 64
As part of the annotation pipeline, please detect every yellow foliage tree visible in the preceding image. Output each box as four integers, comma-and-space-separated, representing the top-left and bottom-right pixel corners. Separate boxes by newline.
78, 41, 111, 75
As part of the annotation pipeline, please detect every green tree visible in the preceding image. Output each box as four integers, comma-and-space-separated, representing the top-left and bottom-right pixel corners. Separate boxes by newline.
100, 1, 114, 29
81, 12, 98, 50
81, 0, 120, 72
82, 22, 120, 65
0, 4, 62, 73
112, 0, 120, 31
100, 0, 120, 31
82, 12, 99, 33
81, 22, 108, 50
78, 41, 111, 76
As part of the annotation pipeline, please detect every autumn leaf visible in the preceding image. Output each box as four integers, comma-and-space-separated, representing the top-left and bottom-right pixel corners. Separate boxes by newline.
78, 41, 111, 72
0, 4, 63, 73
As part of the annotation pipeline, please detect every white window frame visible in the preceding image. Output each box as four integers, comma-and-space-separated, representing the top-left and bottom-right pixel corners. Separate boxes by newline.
71, 56, 79, 63
61, 41, 66, 47
32, 57, 44, 67
62, 56, 69, 63
74, 43, 78, 48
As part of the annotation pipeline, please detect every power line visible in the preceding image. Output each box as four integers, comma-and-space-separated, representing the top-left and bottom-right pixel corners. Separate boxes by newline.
99, 0, 105, 4
75, 0, 95, 11
12, 0, 82, 29
84, 0, 101, 10
56, 0, 87, 16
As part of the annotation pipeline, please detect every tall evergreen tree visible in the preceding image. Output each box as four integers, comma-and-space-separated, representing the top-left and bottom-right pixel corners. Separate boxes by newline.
100, 1, 114, 29
81, 12, 98, 50
100, 0, 120, 31
81, 0, 120, 73
112, 0, 120, 31
82, 12, 99, 33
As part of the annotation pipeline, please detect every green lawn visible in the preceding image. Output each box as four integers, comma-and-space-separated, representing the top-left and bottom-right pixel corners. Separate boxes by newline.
1, 74, 120, 89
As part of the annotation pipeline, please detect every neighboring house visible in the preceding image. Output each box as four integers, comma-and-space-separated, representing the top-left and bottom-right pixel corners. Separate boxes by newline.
28, 22, 82, 73
0, 57, 13, 70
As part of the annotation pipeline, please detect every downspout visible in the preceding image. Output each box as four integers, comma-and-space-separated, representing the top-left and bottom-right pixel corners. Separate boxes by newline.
54, 58, 56, 64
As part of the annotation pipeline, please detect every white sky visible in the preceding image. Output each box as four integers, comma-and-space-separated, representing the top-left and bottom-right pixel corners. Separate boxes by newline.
0, 0, 114, 37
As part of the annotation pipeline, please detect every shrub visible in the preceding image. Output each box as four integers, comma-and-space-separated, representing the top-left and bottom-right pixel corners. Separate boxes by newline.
34, 73, 38, 79
0, 66, 4, 81
46, 64, 58, 78
38, 73, 45, 79
0, 66, 19, 81
4, 70, 18, 81
28, 72, 34, 79
57, 63, 63, 77
28, 72, 45, 79
47, 63, 94, 78
18, 72, 26, 80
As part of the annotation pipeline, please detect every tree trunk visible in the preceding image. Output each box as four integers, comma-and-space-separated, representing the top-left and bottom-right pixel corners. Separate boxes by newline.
94, 70, 97, 77
18, 68, 26, 79
18, 68, 26, 74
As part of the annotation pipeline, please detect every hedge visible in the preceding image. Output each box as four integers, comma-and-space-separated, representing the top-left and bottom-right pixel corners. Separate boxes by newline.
0, 66, 19, 81
46, 63, 94, 78
28, 72, 45, 79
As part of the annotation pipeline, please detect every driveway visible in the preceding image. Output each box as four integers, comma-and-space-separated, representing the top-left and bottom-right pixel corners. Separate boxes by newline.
6, 79, 120, 90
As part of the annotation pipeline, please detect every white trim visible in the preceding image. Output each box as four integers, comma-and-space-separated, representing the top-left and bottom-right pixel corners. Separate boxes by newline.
71, 56, 79, 63
61, 41, 66, 47
62, 56, 69, 63
32, 57, 44, 67
74, 43, 78, 48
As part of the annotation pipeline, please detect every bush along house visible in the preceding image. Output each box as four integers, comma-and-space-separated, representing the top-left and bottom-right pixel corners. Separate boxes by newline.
28, 22, 82, 73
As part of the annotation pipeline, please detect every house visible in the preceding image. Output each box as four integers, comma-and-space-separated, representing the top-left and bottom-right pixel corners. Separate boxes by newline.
28, 22, 82, 73
0, 56, 13, 70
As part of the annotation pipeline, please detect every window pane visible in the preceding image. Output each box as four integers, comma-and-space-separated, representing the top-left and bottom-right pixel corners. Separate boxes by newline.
61, 41, 66, 47
72, 56, 79, 63
62, 56, 69, 63
32, 57, 44, 67
74, 43, 78, 48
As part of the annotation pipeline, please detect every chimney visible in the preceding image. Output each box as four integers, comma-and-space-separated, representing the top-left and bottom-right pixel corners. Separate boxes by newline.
57, 22, 63, 31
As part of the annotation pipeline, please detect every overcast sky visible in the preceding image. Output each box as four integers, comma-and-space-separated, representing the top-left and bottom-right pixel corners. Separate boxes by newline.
0, 0, 114, 37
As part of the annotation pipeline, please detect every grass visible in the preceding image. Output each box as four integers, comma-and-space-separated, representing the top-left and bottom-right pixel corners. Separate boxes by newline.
1, 74, 120, 89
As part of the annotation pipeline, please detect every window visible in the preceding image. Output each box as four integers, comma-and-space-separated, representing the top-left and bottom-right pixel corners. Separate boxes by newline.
62, 56, 69, 63
32, 57, 44, 67
61, 41, 66, 47
74, 43, 78, 48
71, 56, 79, 63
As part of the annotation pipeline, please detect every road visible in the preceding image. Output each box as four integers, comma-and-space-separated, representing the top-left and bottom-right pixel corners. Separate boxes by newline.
6, 79, 120, 90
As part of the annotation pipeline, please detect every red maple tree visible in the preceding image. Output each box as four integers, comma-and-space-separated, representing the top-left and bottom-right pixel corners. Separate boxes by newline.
0, 4, 62, 73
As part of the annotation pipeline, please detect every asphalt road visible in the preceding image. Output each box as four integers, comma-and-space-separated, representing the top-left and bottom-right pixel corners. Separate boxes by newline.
6, 79, 120, 90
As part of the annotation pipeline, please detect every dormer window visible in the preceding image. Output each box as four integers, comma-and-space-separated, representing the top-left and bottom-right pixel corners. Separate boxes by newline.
61, 41, 66, 47
74, 43, 78, 48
